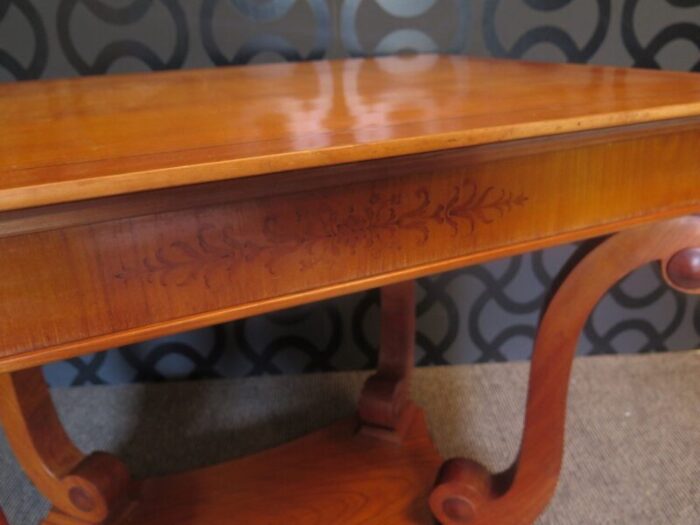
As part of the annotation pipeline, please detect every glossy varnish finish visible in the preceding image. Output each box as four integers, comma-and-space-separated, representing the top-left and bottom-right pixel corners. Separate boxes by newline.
0, 280, 438, 525
1, 55, 700, 211
0, 369, 132, 523
1, 122, 699, 370
114, 413, 441, 525
429, 215, 700, 524
1, 57, 700, 525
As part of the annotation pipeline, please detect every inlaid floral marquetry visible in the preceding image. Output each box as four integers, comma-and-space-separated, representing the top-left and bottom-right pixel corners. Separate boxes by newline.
2, 50, 700, 525
1, 121, 699, 362
114, 180, 528, 287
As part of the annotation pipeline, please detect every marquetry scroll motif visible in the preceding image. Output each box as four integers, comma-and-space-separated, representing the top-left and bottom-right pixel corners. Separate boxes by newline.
432, 181, 528, 234
7, 126, 698, 364
113, 223, 268, 288
430, 215, 700, 525
263, 180, 527, 247
113, 179, 527, 288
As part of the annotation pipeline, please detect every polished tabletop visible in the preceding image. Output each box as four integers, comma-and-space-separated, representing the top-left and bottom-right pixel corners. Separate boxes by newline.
1, 54, 700, 212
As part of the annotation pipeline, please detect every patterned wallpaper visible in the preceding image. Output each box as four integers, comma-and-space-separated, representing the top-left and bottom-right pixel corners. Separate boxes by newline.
1, 0, 698, 385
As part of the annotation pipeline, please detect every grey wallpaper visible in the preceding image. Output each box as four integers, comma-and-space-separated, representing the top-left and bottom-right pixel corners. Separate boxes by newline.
0, 0, 698, 385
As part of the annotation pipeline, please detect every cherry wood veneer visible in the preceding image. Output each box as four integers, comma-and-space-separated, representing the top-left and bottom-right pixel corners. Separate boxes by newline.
1, 56, 700, 524
86, 413, 440, 525
2, 55, 700, 212
1, 120, 699, 371
430, 216, 700, 524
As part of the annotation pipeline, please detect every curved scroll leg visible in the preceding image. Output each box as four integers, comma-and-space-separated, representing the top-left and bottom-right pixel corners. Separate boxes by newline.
0, 368, 133, 524
358, 280, 418, 442
430, 215, 700, 525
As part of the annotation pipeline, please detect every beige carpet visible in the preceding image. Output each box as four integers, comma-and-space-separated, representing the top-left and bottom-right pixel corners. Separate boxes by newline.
1, 351, 698, 524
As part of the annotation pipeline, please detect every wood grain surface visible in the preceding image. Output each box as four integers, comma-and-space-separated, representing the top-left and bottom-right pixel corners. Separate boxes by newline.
37, 412, 441, 525
0, 55, 700, 525
430, 215, 700, 525
1, 120, 699, 371
0, 368, 132, 524
2, 56, 700, 525
2, 55, 700, 211
0, 282, 438, 525
358, 281, 416, 441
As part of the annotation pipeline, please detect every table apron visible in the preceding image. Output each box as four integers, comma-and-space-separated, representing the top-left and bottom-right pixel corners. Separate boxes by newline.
1, 126, 699, 368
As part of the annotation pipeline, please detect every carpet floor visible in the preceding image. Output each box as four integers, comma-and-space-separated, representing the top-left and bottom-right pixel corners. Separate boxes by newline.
1, 351, 698, 524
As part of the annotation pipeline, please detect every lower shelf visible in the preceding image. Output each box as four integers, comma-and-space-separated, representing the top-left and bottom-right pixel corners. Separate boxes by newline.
44, 409, 442, 525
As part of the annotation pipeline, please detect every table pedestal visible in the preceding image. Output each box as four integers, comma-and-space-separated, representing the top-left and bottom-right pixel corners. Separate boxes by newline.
1, 217, 699, 525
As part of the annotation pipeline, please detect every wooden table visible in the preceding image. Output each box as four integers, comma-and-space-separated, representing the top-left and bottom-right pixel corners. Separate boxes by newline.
0, 55, 699, 525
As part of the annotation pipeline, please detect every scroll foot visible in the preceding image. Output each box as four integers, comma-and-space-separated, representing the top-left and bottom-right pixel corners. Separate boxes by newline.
0, 368, 134, 524
430, 216, 700, 524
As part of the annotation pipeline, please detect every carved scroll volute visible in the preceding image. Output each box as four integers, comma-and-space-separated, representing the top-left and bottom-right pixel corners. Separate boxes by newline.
0, 368, 132, 523
430, 215, 700, 525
